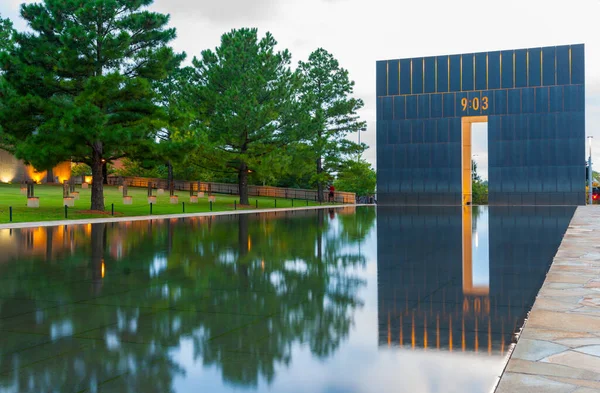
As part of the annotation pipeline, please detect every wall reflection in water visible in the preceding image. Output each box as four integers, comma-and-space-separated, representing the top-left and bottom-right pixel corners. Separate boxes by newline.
0, 207, 376, 393
377, 206, 575, 354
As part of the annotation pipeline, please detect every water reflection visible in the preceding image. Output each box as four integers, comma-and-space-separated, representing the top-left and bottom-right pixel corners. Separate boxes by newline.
377, 206, 575, 354
0, 208, 375, 392
0, 205, 574, 392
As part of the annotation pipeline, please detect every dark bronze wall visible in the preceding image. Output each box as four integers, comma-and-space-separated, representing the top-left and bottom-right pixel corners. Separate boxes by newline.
376, 44, 585, 205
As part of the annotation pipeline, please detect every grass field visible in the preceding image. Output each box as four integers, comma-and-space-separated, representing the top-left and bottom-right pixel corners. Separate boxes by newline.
0, 183, 334, 224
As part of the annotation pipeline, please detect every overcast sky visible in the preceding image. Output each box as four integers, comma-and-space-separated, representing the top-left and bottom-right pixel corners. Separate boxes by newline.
3, 0, 600, 171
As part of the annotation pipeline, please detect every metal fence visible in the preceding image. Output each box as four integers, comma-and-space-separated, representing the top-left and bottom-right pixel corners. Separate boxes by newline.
107, 176, 356, 204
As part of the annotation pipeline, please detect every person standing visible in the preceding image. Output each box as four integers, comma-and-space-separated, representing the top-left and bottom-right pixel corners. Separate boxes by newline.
328, 184, 335, 202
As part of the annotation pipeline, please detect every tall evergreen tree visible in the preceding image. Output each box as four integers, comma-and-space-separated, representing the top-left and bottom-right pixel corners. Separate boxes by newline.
190, 28, 301, 205
129, 65, 196, 188
155, 66, 196, 188
0, 14, 15, 150
298, 49, 366, 202
0, 0, 182, 210
0, 14, 13, 54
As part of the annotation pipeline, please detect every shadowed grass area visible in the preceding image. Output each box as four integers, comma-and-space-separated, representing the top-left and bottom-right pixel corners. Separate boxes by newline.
0, 183, 333, 224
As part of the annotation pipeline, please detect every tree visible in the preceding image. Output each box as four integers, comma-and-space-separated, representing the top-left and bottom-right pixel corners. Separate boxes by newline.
472, 161, 488, 205
70, 163, 92, 177
0, 14, 13, 55
0, 0, 182, 210
190, 28, 301, 205
298, 49, 366, 202
334, 159, 376, 197
0, 14, 15, 151
128, 65, 197, 190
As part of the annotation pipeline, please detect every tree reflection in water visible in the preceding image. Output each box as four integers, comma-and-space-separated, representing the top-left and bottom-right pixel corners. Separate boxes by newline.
0, 207, 375, 392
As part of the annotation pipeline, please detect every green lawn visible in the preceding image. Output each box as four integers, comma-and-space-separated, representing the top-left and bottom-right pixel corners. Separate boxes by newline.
0, 183, 333, 224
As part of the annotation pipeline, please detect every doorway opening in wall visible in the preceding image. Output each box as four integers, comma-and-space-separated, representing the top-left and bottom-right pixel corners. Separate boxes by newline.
461, 116, 489, 205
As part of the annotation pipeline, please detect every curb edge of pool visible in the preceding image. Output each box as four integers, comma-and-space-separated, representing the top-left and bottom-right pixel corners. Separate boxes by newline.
0, 204, 377, 229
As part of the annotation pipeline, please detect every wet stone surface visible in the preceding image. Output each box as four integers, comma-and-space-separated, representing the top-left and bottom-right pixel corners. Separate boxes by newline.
497, 207, 600, 393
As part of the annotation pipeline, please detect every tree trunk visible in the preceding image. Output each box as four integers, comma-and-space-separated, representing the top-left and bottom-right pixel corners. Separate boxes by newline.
90, 223, 105, 293
238, 214, 249, 258
316, 157, 324, 202
91, 147, 105, 211
167, 219, 173, 255
45, 227, 53, 262
238, 214, 249, 289
167, 160, 173, 194
239, 161, 249, 205
46, 168, 54, 183
317, 209, 324, 263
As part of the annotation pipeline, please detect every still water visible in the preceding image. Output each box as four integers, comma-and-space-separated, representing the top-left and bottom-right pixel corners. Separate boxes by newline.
0, 206, 574, 393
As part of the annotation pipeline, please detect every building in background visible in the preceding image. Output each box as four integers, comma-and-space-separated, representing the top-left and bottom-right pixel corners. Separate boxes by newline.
376, 44, 585, 206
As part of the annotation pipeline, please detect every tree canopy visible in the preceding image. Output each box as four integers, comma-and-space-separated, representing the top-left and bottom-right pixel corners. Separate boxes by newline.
0, 8, 372, 204
297, 48, 366, 201
334, 159, 376, 197
0, 0, 182, 210
0, 14, 15, 150
189, 28, 301, 205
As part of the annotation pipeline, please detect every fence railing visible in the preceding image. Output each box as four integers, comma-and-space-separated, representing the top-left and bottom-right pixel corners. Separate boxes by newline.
107, 176, 356, 204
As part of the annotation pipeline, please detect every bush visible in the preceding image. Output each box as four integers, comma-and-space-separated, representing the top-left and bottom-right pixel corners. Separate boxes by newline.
71, 163, 92, 177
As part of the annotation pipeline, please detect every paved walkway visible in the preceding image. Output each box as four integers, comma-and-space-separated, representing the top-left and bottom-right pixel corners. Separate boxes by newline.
0, 204, 369, 230
497, 206, 600, 393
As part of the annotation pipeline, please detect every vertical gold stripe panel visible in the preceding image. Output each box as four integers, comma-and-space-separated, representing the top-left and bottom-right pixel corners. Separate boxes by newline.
473, 55, 476, 90
526, 50, 529, 87
386, 61, 389, 95
540, 49, 543, 86
460, 55, 463, 91
447, 57, 450, 91
410, 60, 413, 95
499, 52, 503, 87
422, 58, 425, 93
569, 47, 572, 84
398, 61, 401, 95
512, 51, 516, 88
486, 53, 489, 90
435, 57, 438, 93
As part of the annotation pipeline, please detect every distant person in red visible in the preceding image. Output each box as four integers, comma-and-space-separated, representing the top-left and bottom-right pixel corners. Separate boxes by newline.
328, 184, 335, 202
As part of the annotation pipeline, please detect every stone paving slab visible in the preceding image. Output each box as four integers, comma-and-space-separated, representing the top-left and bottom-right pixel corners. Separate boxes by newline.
0, 204, 370, 230
496, 207, 600, 393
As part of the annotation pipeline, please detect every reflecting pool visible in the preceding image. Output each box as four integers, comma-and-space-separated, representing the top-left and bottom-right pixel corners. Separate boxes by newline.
0, 206, 574, 393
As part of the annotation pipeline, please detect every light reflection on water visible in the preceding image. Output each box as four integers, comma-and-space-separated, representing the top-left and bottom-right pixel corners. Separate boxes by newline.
0, 206, 574, 393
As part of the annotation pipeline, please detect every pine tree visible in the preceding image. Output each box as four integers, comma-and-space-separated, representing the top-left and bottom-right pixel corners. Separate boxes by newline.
0, 14, 15, 150
190, 28, 301, 205
0, 0, 182, 210
298, 49, 366, 202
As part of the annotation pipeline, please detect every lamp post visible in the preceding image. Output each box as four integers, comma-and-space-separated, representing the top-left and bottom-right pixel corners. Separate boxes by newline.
588, 136, 593, 205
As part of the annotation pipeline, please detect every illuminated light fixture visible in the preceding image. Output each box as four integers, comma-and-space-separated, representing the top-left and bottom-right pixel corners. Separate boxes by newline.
0, 168, 17, 183
101, 261, 105, 278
